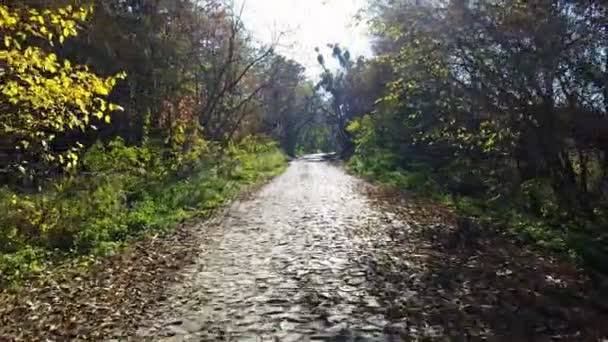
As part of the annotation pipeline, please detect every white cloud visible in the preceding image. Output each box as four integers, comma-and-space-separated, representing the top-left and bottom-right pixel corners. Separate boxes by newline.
234, 0, 371, 79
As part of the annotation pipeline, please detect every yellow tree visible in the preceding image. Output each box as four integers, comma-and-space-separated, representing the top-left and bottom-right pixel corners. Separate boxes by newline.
0, 4, 125, 176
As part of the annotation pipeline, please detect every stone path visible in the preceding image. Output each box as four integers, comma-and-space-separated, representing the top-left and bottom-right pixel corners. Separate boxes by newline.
135, 154, 406, 341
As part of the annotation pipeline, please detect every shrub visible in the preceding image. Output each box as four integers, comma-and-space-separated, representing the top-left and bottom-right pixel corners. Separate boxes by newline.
0, 136, 286, 286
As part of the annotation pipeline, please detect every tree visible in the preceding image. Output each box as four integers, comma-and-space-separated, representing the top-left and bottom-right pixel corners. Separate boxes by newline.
0, 4, 125, 182
258, 56, 321, 156
350, 0, 608, 211
315, 44, 386, 157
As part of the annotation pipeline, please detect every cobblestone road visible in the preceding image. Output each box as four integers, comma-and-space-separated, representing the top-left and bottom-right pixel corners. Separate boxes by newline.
136, 155, 406, 341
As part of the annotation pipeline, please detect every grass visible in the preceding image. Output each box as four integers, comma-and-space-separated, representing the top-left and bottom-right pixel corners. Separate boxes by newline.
0, 139, 287, 288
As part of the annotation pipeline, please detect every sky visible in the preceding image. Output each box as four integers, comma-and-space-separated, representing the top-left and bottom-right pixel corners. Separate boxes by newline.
233, 0, 372, 79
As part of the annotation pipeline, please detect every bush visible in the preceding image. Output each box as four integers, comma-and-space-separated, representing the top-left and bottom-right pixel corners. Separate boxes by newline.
83, 138, 153, 175
518, 178, 560, 218
0, 137, 287, 286
348, 149, 397, 177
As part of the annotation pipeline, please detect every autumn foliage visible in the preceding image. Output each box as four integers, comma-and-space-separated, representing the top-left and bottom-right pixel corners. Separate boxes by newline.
0, 5, 125, 176
0, 1, 291, 285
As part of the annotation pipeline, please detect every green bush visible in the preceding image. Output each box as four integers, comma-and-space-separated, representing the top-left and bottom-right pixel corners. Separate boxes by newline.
83, 138, 152, 174
518, 178, 560, 218
348, 149, 397, 177
0, 136, 286, 286
348, 150, 440, 194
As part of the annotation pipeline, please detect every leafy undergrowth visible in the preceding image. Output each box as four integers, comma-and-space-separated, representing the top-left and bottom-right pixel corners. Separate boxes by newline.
0, 138, 286, 288
0, 139, 286, 340
347, 155, 608, 278
362, 185, 608, 340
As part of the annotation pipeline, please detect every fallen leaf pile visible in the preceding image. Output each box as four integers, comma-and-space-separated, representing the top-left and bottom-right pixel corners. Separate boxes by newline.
363, 184, 608, 341
0, 221, 207, 341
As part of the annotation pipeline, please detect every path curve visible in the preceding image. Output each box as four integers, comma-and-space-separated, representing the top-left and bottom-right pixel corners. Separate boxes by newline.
135, 154, 404, 341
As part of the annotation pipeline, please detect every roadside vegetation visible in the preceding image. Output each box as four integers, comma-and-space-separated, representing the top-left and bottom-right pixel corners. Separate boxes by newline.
0, 1, 318, 287
313, 0, 608, 278
0, 137, 286, 287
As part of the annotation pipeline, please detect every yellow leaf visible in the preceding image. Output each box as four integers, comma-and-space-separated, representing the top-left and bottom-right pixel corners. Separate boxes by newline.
94, 84, 109, 95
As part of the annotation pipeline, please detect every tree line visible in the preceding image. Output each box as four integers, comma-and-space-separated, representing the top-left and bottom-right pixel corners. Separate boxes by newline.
1, 0, 331, 184
317, 0, 608, 272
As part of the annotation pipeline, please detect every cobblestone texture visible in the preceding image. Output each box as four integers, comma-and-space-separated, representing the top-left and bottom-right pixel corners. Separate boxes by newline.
135, 155, 405, 341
